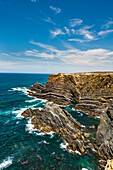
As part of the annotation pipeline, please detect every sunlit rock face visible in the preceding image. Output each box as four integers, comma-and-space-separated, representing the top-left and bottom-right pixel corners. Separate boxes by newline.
28, 73, 80, 105
95, 99, 113, 160
22, 103, 86, 155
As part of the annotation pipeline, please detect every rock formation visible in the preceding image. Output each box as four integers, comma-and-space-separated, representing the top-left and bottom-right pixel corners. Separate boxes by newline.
105, 159, 113, 170
95, 99, 113, 160
74, 72, 113, 117
75, 97, 108, 117
22, 103, 86, 154
28, 73, 80, 105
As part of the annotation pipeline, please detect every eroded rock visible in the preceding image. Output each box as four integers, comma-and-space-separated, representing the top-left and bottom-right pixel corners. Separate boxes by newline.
95, 99, 113, 160
22, 103, 86, 154
28, 73, 80, 105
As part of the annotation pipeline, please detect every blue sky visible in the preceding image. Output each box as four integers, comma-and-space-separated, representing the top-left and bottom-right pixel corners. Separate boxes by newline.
0, 0, 113, 73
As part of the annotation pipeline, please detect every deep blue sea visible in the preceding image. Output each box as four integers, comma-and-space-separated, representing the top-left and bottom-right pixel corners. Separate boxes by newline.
0, 73, 101, 170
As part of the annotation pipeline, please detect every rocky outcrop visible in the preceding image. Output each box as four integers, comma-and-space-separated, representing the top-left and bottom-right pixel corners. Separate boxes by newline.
74, 97, 108, 117
27, 72, 113, 117
105, 159, 113, 170
95, 99, 113, 160
22, 103, 86, 154
74, 73, 113, 117
28, 73, 80, 105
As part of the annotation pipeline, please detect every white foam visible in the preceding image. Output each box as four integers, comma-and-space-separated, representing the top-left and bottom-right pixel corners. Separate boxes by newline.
13, 109, 25, 118
25, 98, 42, 103
60, 140, 68, 150
8, 87, 32, 96
72, 108, 75, 111
25, 118, 55, 138
38, 140, 49, 144
82, 168, 88, 170
60, 140, 81, 155
25, 118, 35, 134
81, 125, 86, 128
0, 157, 13, 169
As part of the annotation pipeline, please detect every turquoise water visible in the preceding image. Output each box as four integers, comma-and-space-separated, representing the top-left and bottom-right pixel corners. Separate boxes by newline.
0, 73, 100, 170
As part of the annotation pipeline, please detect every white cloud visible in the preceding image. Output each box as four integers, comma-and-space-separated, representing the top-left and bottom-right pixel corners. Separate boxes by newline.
68, 39, 85, 43
43, 17, 56, 25
0, 61, 20, 69
24, 49, 54, 59
64, 27, 70, 35
29, 40, 59, 52
69, 19, 83, 27
28, 41, 113, 66
50, 28, 65, 38
102, 20, 113, 29
50, 6, 61, 14
76, 26, 96, 40
98, 29, 113, 36
31, 0, 37, 2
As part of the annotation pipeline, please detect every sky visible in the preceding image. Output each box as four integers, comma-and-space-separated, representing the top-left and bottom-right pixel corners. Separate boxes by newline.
0, 0, 113, 73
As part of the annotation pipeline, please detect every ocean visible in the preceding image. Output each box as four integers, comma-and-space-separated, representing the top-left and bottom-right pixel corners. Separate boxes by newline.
0, 73, 100, 170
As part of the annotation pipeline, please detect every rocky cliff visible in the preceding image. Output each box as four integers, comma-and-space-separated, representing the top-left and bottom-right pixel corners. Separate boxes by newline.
26, 72, 113, 163
22, 103, 86, 154
28, 72, 113, 117
95, 99, 113, 160
28, 73, 80, 105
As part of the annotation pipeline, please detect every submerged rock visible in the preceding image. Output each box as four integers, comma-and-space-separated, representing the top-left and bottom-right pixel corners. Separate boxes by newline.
95, 99, 113, 160
28, 73, 80, 105
22, 103, 86, 154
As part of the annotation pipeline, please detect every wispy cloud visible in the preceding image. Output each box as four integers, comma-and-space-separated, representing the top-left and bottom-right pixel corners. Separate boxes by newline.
69, 18, 83, 27
68, 39, 85, 43
64, 27, 70, 35
50, 28, 65, 38
76, 26, 97, 40
24, 49, 54, 59
50, 6, 61, 14
31, 0, 37, 2
27, 41, 113, 66
43, 17, 56, 25
29, 40, 59, 52
0, 61, 20, 69
102, 19, 113, 29
98, 29, 113, 36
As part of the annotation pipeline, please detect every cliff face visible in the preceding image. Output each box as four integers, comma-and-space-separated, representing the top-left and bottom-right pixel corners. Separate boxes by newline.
28, 73, 80, 105
28, 72, 113, 117
74, 73, 113, 117
95, 99, 113, 160
74, 73, 113, 98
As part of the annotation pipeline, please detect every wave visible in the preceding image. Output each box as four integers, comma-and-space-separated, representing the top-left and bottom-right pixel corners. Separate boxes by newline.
38, 140, 49, 144
60, 140, 68, 150
25, 98, 42, 103
60, 140, 81, 155
8, 87, 32, 96
25, 118, 55, 138
0, 157, 13, 169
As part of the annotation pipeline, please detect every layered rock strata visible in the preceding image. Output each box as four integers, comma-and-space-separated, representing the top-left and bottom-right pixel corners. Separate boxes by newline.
75, 97, 108, 117
95, 99, 113, 160
28, 73, 80, 105
22, 103, 86, 154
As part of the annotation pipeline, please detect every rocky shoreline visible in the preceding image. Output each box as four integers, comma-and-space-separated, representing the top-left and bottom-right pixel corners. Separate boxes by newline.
22, 72, 113, 169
